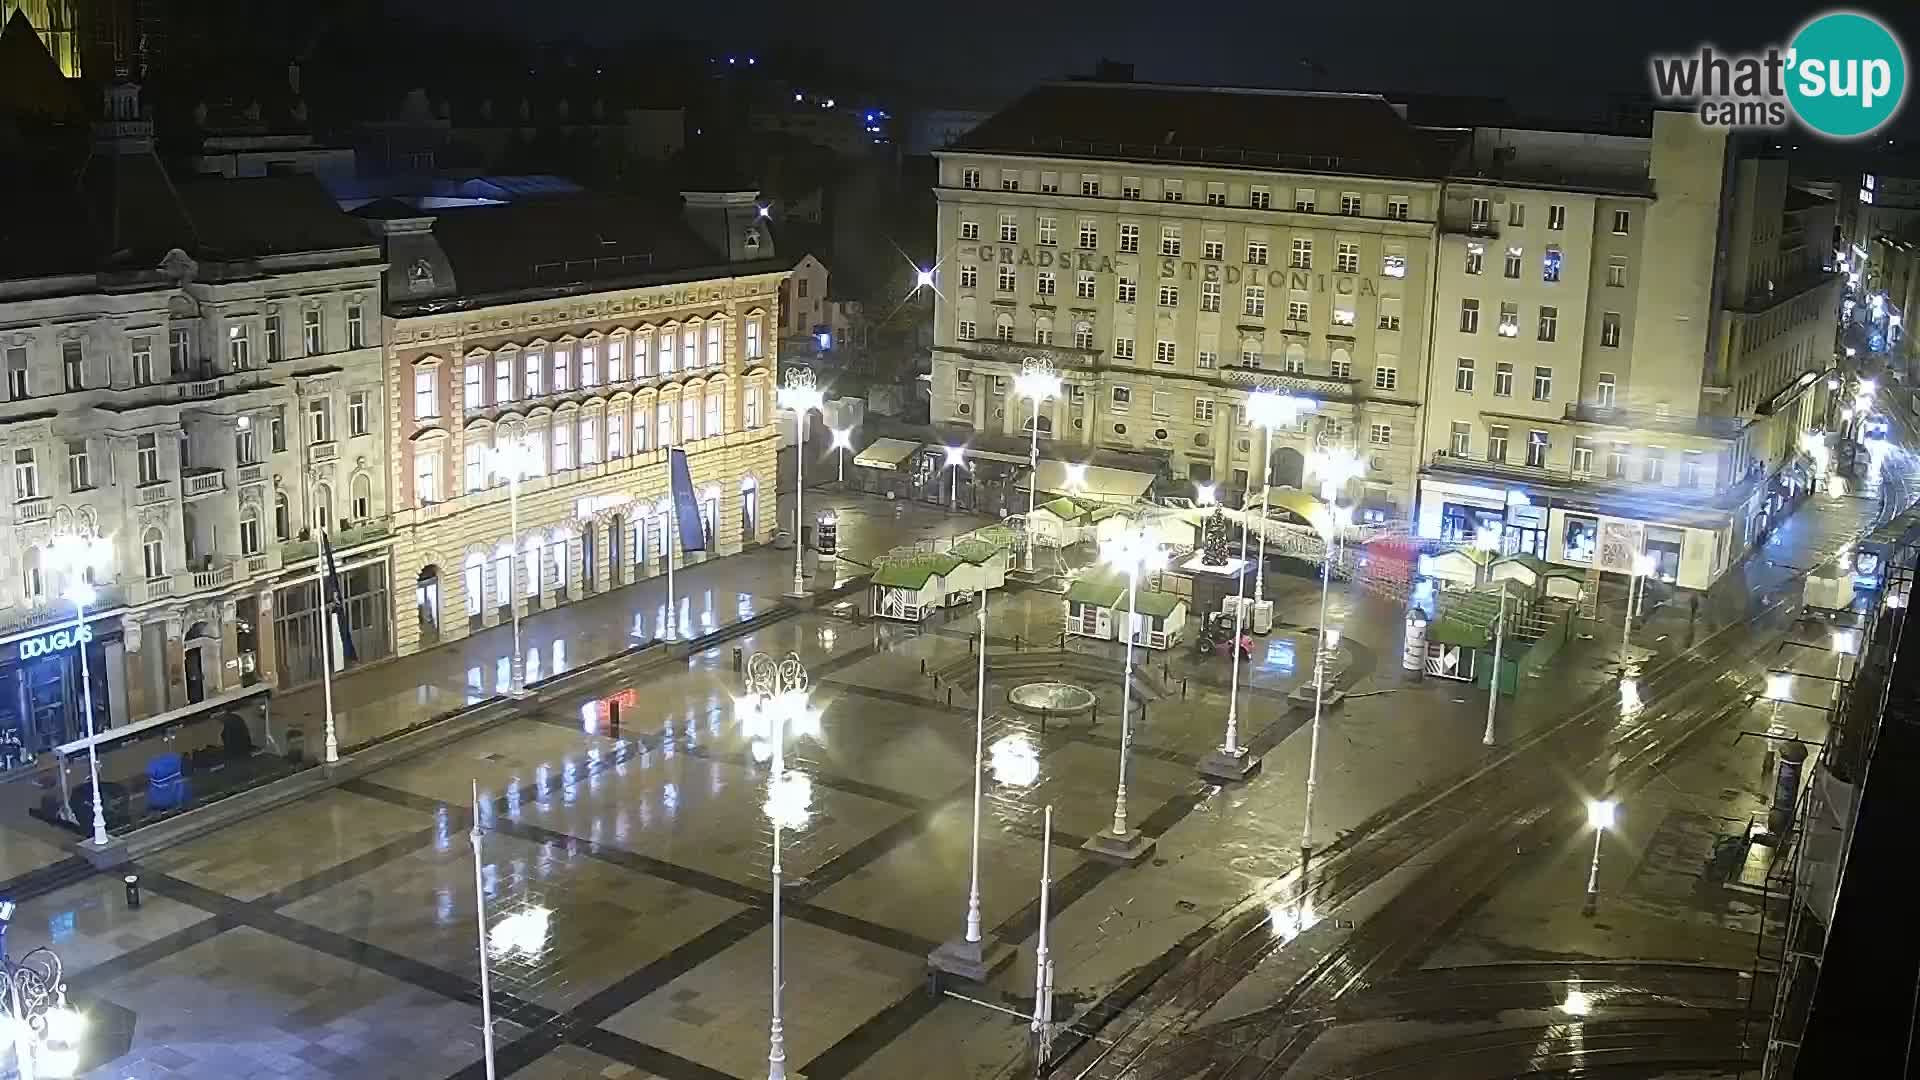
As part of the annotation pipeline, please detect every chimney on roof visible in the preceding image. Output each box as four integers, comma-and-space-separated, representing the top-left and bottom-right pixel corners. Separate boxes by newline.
681, 188, 772, 263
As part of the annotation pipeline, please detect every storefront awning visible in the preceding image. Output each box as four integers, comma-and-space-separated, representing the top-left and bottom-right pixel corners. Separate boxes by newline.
853, 438, 921, 471
960, 447, 1031, 467
1021, 460, 1156, 503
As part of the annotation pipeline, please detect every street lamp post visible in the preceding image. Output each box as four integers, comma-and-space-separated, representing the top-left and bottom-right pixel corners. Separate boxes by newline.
777, 369, 825, 598
830, 427, 853, 484
1030, 803, 1057, 1067
1582, 798, 1618, 917
1621, 553, 1657, 666
1300, 504, 1350, 860
47, 534, 113, 847
1082, 529, 1166, 865
739, 652, 823, 1080
1244, 392, 1316, 609
1198, 488, 1260, 782
468, 780, 497, 1080
943, 445, 967, 511
0, 943, 83, 1079
1014, 357, 1063, 572
1475, 528, 1506, 748
487, 435, 536, 693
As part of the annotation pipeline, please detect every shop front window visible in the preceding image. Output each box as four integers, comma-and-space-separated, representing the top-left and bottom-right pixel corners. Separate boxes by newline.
1562, 516, 1598, 563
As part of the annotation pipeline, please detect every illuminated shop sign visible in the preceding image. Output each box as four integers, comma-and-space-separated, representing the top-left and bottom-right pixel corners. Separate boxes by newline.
18, 625, 92, 661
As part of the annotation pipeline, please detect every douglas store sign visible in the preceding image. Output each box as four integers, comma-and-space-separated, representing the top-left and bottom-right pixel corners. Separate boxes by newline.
18, 625, 91, 661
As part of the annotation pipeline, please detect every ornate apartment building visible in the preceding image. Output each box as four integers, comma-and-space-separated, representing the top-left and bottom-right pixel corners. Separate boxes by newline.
366, 189, 785, 672
930, 84, 1447, 519
1419, 116, 1841, 589
0, 78, 390, 763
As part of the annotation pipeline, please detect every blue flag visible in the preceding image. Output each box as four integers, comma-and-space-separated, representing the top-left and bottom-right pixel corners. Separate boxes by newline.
670, 448, 706, 552
321, 530, 359, 664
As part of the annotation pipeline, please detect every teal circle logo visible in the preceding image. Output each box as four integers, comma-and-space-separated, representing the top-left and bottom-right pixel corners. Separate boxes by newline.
1786, 11, 1907, 138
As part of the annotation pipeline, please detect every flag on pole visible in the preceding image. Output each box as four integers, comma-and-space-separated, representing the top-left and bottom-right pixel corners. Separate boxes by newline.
669, 448, 706, 552
321, 530, 359, 664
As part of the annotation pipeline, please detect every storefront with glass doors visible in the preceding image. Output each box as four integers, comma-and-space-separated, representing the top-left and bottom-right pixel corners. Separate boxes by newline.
0, 615, 123, 772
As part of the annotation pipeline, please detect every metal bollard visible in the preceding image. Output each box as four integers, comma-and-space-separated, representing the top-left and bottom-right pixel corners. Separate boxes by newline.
733, 646, 744, 672
920, 658, 927, 674
608, 699, 621, 737
1041, 708, 1049, 736
125, 874, 141, 909
947, 687, 954, 707
1182, 677, 1189, 699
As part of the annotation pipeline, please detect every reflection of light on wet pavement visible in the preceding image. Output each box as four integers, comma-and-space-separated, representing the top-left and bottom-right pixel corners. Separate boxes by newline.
1560, 988, 1592, 1016
489, 906, 552, 959
1268, 899, 1318, 943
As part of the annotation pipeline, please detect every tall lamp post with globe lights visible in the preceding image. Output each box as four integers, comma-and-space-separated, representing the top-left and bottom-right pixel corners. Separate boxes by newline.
1082, 528, 1167, 865
1299, 502, 1351, 859
1014, 357, 1063, 572
738, 652, 823, 1080
777, 369, 825, 598
0, 942, 85, 1079
47, 533, 114, 847
1244, 391, 1316, 611
1198, 487, 1261, 782
486, 432, 538, 692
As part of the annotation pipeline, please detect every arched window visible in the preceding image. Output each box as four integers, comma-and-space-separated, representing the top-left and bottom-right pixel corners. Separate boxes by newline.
142, 528, 166, 579
351, 473, 372, 521
274, 491, 291, 541
23, 547, 43, 602
682, 393, 700, 442
706, 386, 724, 438
312, 483, 333, 533
464, 552, 485, 621
994, 311, 1014, 341
740, 476, 759, 541
1023, 412, 1055, 438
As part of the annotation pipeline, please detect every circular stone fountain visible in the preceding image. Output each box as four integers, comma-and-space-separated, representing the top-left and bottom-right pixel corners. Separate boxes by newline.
1007, 682, 1097, 718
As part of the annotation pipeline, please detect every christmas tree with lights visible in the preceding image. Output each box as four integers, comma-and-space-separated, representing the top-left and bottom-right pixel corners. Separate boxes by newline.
1201, 509, 1231, 566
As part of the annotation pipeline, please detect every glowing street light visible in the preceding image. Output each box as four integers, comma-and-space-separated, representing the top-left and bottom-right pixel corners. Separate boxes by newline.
1085, 529, 1168, 865
914, 267, 934, 290
1064, 462, 1087, 492
830, 426, 853, 483
777, 369, 826, 598
46, 532, 113, 845
1244, 391, 1316, 604
1014, 357, 1064, 571
1195, 483, 1216, 506
1582, 798, 1618, 916
0, 945, 84, 1079
942, 444, 968, 510
1307, 446, 1365, 506
738, 652, 822, 1080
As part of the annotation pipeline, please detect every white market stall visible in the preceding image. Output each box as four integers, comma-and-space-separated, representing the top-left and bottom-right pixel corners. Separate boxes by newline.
1063, 566, 1188, 651
869, 538, 1009, 622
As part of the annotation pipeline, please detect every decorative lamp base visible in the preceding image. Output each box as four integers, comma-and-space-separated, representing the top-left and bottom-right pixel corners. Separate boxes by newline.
1197, 746, 1261, 783
1081, 829, 1157, 866
927, 935, 1018, 985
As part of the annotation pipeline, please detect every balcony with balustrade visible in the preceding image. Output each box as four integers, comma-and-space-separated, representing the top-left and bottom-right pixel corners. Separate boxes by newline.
181, 467, 228, 500
12, 494, 51, 524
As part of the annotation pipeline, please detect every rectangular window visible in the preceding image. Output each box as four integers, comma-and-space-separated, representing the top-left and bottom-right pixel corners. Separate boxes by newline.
524, 351, 542, 396
347, 304, 365, 349
1682, 451, 1704, 488
1455, 357, 1476, 393
1121, 177, 1141, 200
414, 447, 440, 503
1572, 438, 1595, 474
1526, 429, 1548, 468
62, 341, 84, 390
1081, 174, 1100, 197
1074, 323, 1094, 349
1548, 204, 1566, 230
1038, 217, 1056, 246
1194, 398, 1215, 421
960, 220, 980, 241
1542, 246, 1562, 283
1612, 209, 1631, 234
137, 433, 159, 484
1158, 284, 1178, 307
1078, 219, 1097, 248
960, 265, 978, 289
1112, 336, 1135, 362
1281, 350, 1304, 374
414, 369, 438, 419
308, 398, 332, 443
303, 308, 322, 354
1508, 201, 1526, 227
995, 319, 1014, 342
495, 356, 513, 402
1041, 172, 1059, 193
132, 336, 154, 385
1207, 183, 1226, 206
263, 316, 281, 362
682, 330, 697, 371
1247, 241, 1269, 265
1154, 340, 1177, 366
1163, 179, 1183, 202
581, 342, 599, 386
1001, 169, 1019, 191
1374, 366, 1398, 391
1204, 239, 1225, 261
1329, 355, 1352, 379
6, 349, 27, 400
1336, 242, 1359, 273
1382, 244, 1406, 278
1533, 366, 1553, 401
1537, 306, 1558, 342
1075, 272, 1095, 300
957, 320, 977, 341
999, 212, 1018, 243
1378, 297, 1403, 331
743, 320, 759, 361
1117, 277, 1137, 304
1607, 257, 1628, 287
1387, 196, 1409, 220
1160, 225, 1181, 256
1332, 304, 1355, 327
962, 167, 980, 189
1290, 238, 1312, 269
1450, 422, 1471, 456
1369, 423, 1392, 446
658, 402, 675, 447
1600, 312, 1621, 348
1465, 243, 1484, 275
1038, 271, 1057, 296
552, 419, 573, 470
1504, 246, 1523, 278
350, 390, 370, 436
464, 363, 485, 408
1287, 299, 1309, 322
270, 407, 286, 453
1197, 349, 1218, 370
634, 406, 650, 451
67, 439, 91, 491
1608, 442, 1627, 478
1499, 301, 1520, 337
1201, 280, 1221, 312
1118, 223, 1140, 252
12, 449, 36, 500
1110, 386, 1131, 411
1494, 362, 1514, 397
1341, 192, 1362, 215
1596, 373, 1617, 407
1470, 197, 1491, 224
1460, 299, 1480, 333
1487, 425, 1509, 463
996, 265, 1017, 293
1240, 344, 1262, 367
1293, 188, 1315, 212
168, 326, 191, 371
1243, 285, 1266, 317
1150, 391, 1170, 417
1643, 447, 1665, 482
1249, 186, 1271, 210
607, 410, 625, 457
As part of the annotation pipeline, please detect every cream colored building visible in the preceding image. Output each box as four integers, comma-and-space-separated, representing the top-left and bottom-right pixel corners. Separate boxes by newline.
930, 84, 1447, 518
1418, 114, 1841, 590
366, 189, 786, 665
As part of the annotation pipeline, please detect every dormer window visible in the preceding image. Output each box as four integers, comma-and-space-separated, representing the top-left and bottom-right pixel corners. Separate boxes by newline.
408, 258, 435, 291
745, 226, 761, 252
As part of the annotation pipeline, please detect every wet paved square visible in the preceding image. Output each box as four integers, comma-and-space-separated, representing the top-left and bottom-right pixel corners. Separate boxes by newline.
148, 787, 435, 902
